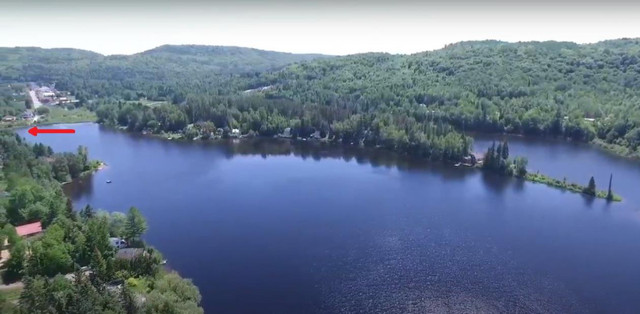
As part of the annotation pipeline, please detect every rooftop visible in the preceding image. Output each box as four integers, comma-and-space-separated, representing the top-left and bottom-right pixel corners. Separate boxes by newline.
15, 221, 43, 237
116, 248, 145, 260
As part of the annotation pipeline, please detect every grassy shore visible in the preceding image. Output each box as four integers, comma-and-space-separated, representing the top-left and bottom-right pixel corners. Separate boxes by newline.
0, 108, 96, 130
525, 172, 622, 201
591, 139, 640, 160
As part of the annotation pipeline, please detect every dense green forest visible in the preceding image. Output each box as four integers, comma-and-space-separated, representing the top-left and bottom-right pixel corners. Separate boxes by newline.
0, 132, 203, 313
1, 39, 640, 159
0, 45, 326, 102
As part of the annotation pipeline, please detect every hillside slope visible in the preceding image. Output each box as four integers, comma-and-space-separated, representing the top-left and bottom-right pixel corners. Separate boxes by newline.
253, 39, 640, 153
0, 45, 328, 99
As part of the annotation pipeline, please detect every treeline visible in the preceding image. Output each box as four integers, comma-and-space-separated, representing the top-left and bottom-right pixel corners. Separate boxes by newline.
482, 140, 528, 177
0, 132, 203, 313
95, 99, 473, 161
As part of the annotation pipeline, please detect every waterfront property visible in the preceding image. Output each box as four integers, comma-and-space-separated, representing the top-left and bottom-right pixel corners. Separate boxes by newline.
15, 221, 43, 238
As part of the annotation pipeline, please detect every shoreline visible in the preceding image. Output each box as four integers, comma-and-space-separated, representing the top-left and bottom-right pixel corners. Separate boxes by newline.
461, 160, 623, 202
0, 110, 97, 131
524, 171, 622, 202
61, 161, 106, 186
103, 124, 625, 202
467, 131, 640, 162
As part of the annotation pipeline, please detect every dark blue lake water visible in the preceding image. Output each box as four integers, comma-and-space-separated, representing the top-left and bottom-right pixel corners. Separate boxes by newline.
18, 123, 640, 313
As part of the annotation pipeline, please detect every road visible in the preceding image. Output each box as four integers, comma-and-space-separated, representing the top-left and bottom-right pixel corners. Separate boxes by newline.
28, 90, 42, 109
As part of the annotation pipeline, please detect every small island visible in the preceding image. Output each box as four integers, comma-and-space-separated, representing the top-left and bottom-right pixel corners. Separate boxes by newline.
477, 140, 622, 202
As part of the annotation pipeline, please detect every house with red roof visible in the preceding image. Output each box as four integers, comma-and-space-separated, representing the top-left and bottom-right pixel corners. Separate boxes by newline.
15, 221, 43, 238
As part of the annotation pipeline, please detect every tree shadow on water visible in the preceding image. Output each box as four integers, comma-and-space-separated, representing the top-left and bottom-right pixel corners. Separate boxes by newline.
581, 194, 596, 209
63, 173, 95, 200
481, 171, 512, 195
513, 177, 525, 193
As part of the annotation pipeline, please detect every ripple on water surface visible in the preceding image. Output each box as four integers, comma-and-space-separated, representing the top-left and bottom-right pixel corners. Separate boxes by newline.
317, 226, 590, 313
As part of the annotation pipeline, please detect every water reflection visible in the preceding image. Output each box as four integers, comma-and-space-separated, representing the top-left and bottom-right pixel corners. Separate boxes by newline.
214, 138, 479, 182
63, 172, 94, 199
480, 171, 512, 195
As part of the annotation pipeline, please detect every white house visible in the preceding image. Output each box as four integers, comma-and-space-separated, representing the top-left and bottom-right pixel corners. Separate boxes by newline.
109, 237, 127, 249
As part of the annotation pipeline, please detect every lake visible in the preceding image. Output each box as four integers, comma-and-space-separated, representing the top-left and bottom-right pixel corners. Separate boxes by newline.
17, 123, 640, 313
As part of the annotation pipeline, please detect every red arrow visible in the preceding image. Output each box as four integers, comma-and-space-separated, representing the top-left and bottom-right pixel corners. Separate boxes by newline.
28, 126, 76, 136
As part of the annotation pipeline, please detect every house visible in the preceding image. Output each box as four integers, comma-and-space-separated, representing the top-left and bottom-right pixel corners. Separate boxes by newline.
280, 127, 292, 138
116, 248, 146, 260
22, 111, 34, 120
110, 237, 128, 249
470, 152, 485, 165
15, 221, 43, 238
462, 155, 475, 165
2, 115, 16, 122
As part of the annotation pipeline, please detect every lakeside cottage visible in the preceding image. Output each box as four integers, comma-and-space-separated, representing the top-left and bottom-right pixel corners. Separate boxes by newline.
110, 237, 128, 249
280, 127, 292, 138
0, 221, 42, 264
15, 221, 43, 238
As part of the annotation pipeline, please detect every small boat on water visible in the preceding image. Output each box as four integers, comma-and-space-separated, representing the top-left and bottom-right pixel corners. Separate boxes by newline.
106, 180, 112, 183
161, 259, 167, 265
454, 162, 462, 167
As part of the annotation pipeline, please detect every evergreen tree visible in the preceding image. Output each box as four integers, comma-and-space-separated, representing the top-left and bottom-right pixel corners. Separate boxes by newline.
483, 141, 496, 170
607, 173, 613, 201
584, 176, 597, 196
501, 140, 509, 160
90, 247, 108, 283
124, 207, 148, 241
80, 204, 95, 221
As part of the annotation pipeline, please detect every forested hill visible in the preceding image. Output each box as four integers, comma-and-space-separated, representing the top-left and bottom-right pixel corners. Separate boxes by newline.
263, 39, 640, 137
138, 45, 326, 73
249, 39, 640, 154
0, 45, 328, 100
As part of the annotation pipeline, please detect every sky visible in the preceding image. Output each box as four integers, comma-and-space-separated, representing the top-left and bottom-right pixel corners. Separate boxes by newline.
0, 0, 639, 55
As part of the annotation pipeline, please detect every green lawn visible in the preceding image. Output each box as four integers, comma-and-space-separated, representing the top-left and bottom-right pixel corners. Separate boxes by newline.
0, 107, 97, 130
39, 107, 97, 124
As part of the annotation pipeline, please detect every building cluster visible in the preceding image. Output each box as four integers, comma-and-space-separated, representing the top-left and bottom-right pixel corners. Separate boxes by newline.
35, 86, 77, 105
2, 111, 34, 122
